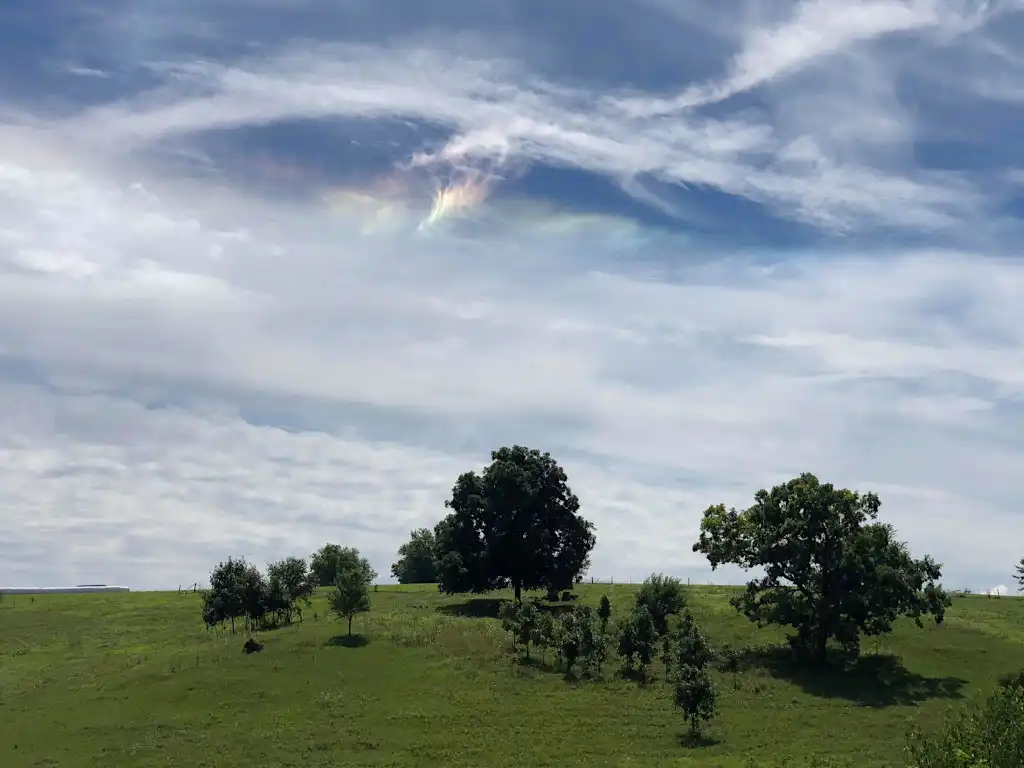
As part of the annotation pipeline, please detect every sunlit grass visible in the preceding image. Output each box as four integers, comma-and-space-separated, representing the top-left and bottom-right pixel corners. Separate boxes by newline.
2, 585, 1023, 767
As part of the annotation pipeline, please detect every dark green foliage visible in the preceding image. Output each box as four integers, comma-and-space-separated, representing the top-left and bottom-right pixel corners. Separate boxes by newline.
329, 564, 373, 637
390, 528, 439, 584
433, 446, 596, 603
532, 611, 556, 664
635, 573, 687, 636
266, 556, 314, 624
672, 611, 713, 671
693, 473, 951, 665
311, 544, 377, 589
516, 602, 540, 659
204, 557, 251, 633
597, 594, 612, 634
674, 664, 717, 739
203, 556, 316, 634
552, 604, 602, 675
715, 642, 741, 673
905, 684, 1024, 767
1015, 558, 1024, 593
618, 603, 657, 683
997, 669, 1024, 691
499, 599, 523, 651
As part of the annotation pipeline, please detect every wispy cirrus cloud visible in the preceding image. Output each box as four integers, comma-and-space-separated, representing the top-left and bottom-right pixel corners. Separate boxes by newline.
0, 0, 1022, 590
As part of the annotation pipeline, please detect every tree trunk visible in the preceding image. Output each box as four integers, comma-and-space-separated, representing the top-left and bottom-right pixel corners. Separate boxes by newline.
348, 615, 353, 637
514, 582, 522, 603
813, 629, 828, 666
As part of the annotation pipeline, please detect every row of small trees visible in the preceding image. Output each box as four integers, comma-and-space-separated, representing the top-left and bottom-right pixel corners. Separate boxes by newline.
497, 574, 717, 739
202, 544, 377, 637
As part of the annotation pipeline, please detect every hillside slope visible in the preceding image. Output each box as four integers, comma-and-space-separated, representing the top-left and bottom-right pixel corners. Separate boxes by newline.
2, 585, 1023, 767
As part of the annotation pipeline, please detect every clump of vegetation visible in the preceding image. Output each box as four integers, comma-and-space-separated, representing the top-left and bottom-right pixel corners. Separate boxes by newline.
634, 573, 687, 636
390, 528, 439, 584
693, 472, 951, 665
617, 603, 658, 683
432, 446, 596, 603
905, 684, 1024, 767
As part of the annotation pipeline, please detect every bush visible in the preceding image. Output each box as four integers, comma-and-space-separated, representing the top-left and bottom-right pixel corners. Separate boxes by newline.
905, 684, 1024, 767
618, 603, 657, 683
674, 663, 717, 740
635, 573, 687, 636
997, 669, 1024, 691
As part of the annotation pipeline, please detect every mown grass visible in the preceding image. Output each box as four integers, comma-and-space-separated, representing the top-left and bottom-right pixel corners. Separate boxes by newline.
2, 584, 1023, 768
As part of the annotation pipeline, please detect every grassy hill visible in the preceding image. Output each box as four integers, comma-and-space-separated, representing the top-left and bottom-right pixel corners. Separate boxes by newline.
2, 584, 1023, 768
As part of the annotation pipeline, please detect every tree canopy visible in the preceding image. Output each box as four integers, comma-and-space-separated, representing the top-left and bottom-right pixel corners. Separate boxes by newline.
390, 528, 439, 584
310, 544, 377, 588
432, 446, 596, 602
330, 564, 372, 637
692, 472, 950, 664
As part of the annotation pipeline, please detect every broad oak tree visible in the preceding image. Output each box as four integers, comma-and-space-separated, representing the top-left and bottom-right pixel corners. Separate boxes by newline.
692, 472, 950, 665
433, 446, 596, 602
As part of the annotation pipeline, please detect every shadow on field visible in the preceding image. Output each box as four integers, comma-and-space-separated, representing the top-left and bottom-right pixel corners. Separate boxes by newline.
436, 598, 504, 618
679, 733, 721, 749
740, 646, 966, 707
325, 634, 369, 648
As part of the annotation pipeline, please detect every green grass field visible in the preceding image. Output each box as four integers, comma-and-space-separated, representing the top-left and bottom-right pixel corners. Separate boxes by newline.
2, 584, 1023, 768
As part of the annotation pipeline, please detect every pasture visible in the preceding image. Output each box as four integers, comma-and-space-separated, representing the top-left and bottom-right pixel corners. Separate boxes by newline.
2, 584, 1023, 767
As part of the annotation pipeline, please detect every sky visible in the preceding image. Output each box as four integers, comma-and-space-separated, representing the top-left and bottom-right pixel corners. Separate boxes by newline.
1, 0, 1023, 593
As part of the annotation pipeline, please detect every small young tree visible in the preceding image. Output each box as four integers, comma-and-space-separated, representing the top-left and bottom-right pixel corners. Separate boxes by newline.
673, 611, 713, 670
618, 603, 657, 683
674, 664, 717, 741
635, 573, 687, 636
1015, 558, 1024, 594
499, 599, 523, 652
555, 605, 596, 675
532, 611, 556, 664
517, 601, 540, 660
205, 557, 251, 633
329, 566, 372, 637
597, 594, 612, 634
267, 556, 314, 623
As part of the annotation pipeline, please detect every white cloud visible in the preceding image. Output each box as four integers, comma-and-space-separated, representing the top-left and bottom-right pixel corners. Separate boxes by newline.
0, 0, 1022, 593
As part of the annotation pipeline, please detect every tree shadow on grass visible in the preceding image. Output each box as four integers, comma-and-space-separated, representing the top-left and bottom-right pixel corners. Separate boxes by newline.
679, 732, 721, 749
435, 598, 504, 618
324, 634, 369, 648
738, 646, 966, 707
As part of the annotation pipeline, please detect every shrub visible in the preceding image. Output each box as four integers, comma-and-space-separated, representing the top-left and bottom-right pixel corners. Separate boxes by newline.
597, 595, 612, 634
674, 664, 717, 740
635, 573, 687, 636
997, 669, 1024, 691
618, 603, 657, 683
905, 684, 1024, 767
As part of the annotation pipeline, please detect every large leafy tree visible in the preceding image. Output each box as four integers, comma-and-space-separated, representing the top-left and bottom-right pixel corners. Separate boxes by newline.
390, 528, 439, 584
433, 446, 596, 602
310, 544, 377, 588
693, 473, 950, 665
